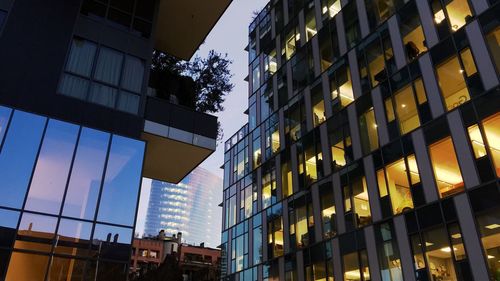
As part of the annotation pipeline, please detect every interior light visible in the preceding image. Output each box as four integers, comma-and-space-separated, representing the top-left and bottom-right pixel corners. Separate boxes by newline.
295, 33, 301, 41
322, 6, 328, 13
440, 247, 457, 253
402, 104, 406, 108
459, 69, 464, 74
373, 124, 378, 128
485, 224, 500, 230
434, 10, 445, 24
425, 242, 434, 247
451, 233, 462, 239
488, 255, 495, 259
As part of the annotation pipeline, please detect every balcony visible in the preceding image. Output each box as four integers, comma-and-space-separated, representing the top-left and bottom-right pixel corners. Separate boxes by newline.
141, 95, 217, 183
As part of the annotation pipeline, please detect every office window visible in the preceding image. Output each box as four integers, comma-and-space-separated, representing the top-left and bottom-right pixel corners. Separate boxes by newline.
344, 175, 372, 229
305, 3, 317, 42
422, 227, 460, 280
343, 1, 361, 48
428, 137, 464, 198
261, 82, 274, 121
267, 204, 284, 258
377, 156, 418, 215
321, 0, 341, 19
0, 111, 46, 209
311, 84, 326, 127
330, 64, 355, 111
282, 21, 300, 62
289, 196, 315, 249
475, 208, 500, 278
59, 38, 144, 114
392, 84, 421, 134
252, 60, 261, 93
253, 132, 262, 168
376, 222, 404, 281
484, 26, 500, 74
358, 26, 394, 88
343, 250, 370, 281
359, 107, 379, 154
25, 120, 79, 215
253, 216, 263, 265
435, 54, 471, 111
54, 219, 92, 256
15, 213, 57, 252
319, 28, 334, 72
430, 0, 472, 34
482, 113, 500, 177
264, 113, 280, 158
320, 184, 336, 238
467, 124, 488, 159
285, 97, 306, 143
281, 150, 293, 198
93, 224, 133, 261
399, 2, 427, 61
328, 122, 352, 169
262, 162, 277, 209
97, 135, 145, 226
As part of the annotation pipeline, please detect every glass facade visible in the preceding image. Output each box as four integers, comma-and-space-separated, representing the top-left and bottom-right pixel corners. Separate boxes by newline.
0, 106, 145, 281
143, 167, 223, 247
222, 1, 500, 280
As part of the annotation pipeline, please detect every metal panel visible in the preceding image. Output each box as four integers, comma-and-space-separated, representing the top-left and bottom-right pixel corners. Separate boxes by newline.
363, 155, 383, 222
419, 53, 445, 118
394, 215, 417, 281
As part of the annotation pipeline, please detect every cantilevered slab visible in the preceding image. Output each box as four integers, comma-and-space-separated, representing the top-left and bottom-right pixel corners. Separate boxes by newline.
155, 0, 232, 60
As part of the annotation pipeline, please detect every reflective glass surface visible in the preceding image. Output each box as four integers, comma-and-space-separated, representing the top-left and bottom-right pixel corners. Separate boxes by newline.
15, 213, 57, 252
97, 136, 144, 226
63, 128, 110, 220
25, 120, 79, 214
0, 106, 11, 146
0, 111, 46, 208
0, 208, 19, 248
55, 219, 92, 256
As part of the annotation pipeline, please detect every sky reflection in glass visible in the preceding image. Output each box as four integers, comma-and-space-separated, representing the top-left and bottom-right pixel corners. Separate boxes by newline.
63, 128, 109, 220
0, 106, 11, 146
0, 111, 46, 208
25, 120, 79, 214
97, 136, 145, 226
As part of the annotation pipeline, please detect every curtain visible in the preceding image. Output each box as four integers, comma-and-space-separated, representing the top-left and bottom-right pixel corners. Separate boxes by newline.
89, 83, 117, 108
94, 47, 123, 86
66, 39, 97, 77
121, 56, 144, 93
59, 74, 90, 100
118, 91, 140, 114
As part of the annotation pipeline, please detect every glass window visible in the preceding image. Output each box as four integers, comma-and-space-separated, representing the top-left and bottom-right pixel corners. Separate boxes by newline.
15, 213, 57, 252
321, 0, 341, 18
330, 65, 355, 109
262, 163, 277, 209
62, 128, 109, 220
393, 85, 420, 134
267, 205, 284, 258
0, 208, 19, 248
97, 136, 145, 226
399, 2, 427, 61
359, 107, 379, 154
66, 38, 97, 77
319, 28, 334, 72
443, 0, 473, 31
320, 184, 336, 238
435, 55, 471, 111
311, 85, 326, 127
89, 83, 118, 108
343, 1, 361, 48
25, 120, 79, 214
0, 10, 6, 29
377, 157, 416, 215
0, 106, 11, 146
428, 137, 464, 198
377, 222, 404, 281
422, 227, 459, 280
482, 113, 500, 177
475, 208, 500, 278
352, 177, 372, 228
281, 151, 293, 198
253, 224, 262, 265
47, 257, 87, 281
0, 111, 46, 208
252, 61, 261, 93
305, 4, 317, 42
484, 26, 500, 74
94, 47, 123, 86
59, 74, 90, 100
92, 224, 132, 261
55, 219, 93, 256
121, 56, 144, 93
5, 252, 50, 281
467, 124, 487, 159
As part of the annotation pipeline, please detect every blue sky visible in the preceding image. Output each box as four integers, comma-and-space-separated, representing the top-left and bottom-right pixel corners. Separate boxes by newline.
197, 0, 269, 177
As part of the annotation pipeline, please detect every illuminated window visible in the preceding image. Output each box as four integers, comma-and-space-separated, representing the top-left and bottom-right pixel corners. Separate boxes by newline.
265, 113, 280, 158
484, 26, 500, 74
268, 205, 284, 258
430, 0, 472, 33
393, 84, 421, 134
476, 208, 500, 277
428, 137, 464, 198
376, 222, 404, 281
330, 65, 355, 110
328, 123, 352, 169
399, 2, 427, 61
321, 0, 341, 18
262, 162, 277, 209
344, 175, 372, 229
467, 124, 487, 159
422, 227, 461, 280
305, 3, 317, 42
435, 55, 471, 111
359, 108, 379, 154
343, 250, 370, 281
281, 151, 293, 198
311, 85, 326, 127
289, 197, 315, 249
377, 157, 418, 215
320, 184, 336, 238
482, 113, 500, 177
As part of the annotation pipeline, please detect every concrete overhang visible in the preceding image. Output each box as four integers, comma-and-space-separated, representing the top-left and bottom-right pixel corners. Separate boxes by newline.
141, 96, 217, 183
154, 0, 233, 60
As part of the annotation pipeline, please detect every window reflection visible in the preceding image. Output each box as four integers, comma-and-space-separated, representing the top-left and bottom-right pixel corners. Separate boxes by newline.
476, 208, 500, 279
0, 208, 19, 248
47, 257, 87, 281
15, 213, 57, 252
377, 222, 404, 281
0, 111, 46, 208
92, 224, 132, 262
63, 128, 110, 220
97, 136, 145, 226
436, 55, 471, 111
25, 120, 79, 214
428, 137, 464, 198
359, 107, 379, 154
422, 227, 459, 280
5, 252, 50, 281
55, 219, 92, 256
0, 106, 11, 146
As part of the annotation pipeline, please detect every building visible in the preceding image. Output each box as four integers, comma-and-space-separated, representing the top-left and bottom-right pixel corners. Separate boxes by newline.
144, 167, 223, 247
0, 0, 231, 280
221, 0, 500, 281
130, 233, 221, 281
130, 231, 181, 278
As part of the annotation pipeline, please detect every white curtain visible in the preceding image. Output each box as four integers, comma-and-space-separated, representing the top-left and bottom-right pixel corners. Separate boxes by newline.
94, 47, 123, 86
66, 39, 97, 77
59, 74, 90, 100
89, 83, 117, 108
121, 56, 144, 93
118, 91, 140, 114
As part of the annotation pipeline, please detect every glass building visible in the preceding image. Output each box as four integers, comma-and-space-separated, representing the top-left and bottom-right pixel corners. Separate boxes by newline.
144, 167, 223, 247
0, 0, 230, 280
221, 0, 500, 280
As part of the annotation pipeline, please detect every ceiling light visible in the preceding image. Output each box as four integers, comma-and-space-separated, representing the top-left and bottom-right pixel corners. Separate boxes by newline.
440, 247, 457, 253
322, 6, 328, 14
402, 104, 406, 108
451, 233, 462, 239
488, 255, 495, 259
486, 224, 500, 230
425, 242, 434, 247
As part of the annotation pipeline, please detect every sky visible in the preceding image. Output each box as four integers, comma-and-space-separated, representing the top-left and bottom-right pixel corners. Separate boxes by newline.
197, 0, 269, 177
136, 0, 268, 241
